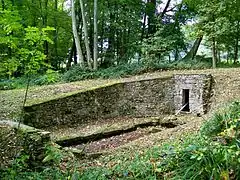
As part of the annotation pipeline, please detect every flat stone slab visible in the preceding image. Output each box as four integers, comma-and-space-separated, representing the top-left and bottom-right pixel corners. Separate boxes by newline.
51, 115, 187, 147
51, 117, 162, 142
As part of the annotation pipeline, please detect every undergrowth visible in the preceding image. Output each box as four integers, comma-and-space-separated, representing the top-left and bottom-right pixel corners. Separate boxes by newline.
0, 61, 211, 90
1, 101, 240, 179
0, 69, 61, 90
3, 60, 240, 90
62, 60, 211, 82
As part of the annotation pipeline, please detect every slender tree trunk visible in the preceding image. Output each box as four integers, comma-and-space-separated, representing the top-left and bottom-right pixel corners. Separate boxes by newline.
67, 40, 75, 70
227, 48, 230, 63
93, 0, 98, 70
234, 21, 239, 64
43, 0, 49, 57
106, 1, 115, 66
73, 45, 77, 64
174, 49, 179, 61
53, 0, 58, 69
71, 0, 84, 67
147, 0, 156, 36
161, 0, 171, 19
141, 3, 147, 41
218, 49, 221, 63
100, 5, 104, 65
212, 37, 217, 68
79, 0, 92, 69
234, 38, 239, 64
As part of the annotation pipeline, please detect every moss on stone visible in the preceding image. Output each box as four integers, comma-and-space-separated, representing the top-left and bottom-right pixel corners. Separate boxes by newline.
25, 81, 121, 107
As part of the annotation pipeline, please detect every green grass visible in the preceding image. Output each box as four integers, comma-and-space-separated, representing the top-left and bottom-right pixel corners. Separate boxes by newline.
2, 101, 240, 179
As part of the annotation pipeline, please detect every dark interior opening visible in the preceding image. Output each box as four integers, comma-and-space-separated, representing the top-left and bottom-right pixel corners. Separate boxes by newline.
182, 89, 190, 112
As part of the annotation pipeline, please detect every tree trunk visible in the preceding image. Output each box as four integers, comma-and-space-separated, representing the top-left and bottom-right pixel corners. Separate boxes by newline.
218, 49, 221, 63
161, 0, 171, 19
212, 37, 217, 68
53, 0, 58, 69
43, 0, 49, 57
182, 35, 203, 60
100, 3, 104, 65
79, 0, 92, 69
234, 21, 239, 64
93, 0, 98, 70
71, 0, 84, 67
141, 5, 147, 41
227, 48, 230, 63
147, 0, 156, 36
66, 40, 75, 70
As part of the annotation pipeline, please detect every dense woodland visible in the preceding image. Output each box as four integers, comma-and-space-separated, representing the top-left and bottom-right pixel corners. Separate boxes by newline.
1, 0, 240, 80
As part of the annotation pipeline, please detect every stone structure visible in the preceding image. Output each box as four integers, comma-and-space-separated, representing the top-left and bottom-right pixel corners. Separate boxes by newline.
23, 74, 213, 129
24, 77, 174, 129
0, 120, 51, 169
174, 74, 213, 115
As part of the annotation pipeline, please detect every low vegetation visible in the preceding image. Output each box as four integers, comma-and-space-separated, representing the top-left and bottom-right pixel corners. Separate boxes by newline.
1, 101, 240, 179
0, 60, 212, 90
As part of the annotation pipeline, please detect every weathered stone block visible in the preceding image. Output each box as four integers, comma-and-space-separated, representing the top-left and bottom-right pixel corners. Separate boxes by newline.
0, 120, 51, 169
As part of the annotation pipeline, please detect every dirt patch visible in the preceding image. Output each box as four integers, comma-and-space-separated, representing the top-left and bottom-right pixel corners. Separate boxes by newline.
55, 117, 179, 147
73, 128, 150, 154
57, 115, 198, 157
50, 116, 166, 142
77, 115, 204, 166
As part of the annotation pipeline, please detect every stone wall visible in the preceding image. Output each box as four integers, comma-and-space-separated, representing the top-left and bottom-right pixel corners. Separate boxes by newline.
24, 77, 174, 129
122, 78, 174, 117
23, 74, 213, 129
174, 74, 213, 115
0, 121, 50, 169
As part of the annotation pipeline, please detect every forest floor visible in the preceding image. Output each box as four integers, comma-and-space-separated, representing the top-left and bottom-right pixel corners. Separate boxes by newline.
1, 68, 240, 159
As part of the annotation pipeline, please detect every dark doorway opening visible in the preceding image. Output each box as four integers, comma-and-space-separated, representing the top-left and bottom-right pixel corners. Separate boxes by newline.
182, 89, 190, 112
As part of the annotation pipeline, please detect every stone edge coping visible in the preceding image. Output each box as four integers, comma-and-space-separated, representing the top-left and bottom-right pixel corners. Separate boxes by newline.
0, 120, 50, 135
24, 75, 173, 107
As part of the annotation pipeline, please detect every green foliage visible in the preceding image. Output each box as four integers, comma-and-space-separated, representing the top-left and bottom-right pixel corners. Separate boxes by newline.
0, 60, 210, 90
43, 143, 63, 165
0, 80, 17, 90
0, 10, 54, 77
201, 101, 240, 137
62, 63, 144, 82
0, 6, 24, 77
18, 26, 54, 75
142, 23, 186, 63
34, 70, 61, 86
62, 61, 211, 82
1, 154, 30, 179
217, 62, 240, 68
0, 70, 60, 90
